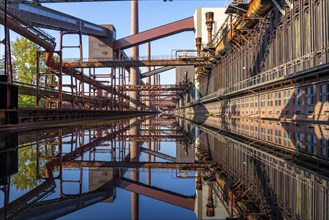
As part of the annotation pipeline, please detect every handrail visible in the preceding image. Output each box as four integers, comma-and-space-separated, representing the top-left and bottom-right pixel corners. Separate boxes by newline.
0, 5, 56, 49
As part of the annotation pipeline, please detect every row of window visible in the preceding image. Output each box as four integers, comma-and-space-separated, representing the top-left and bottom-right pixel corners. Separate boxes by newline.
231, 124, 329, 158
219, 83, 329, 110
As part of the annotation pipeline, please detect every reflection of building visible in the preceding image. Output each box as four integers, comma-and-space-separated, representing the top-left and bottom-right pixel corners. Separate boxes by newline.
195, 183, 229, 219
176, 66, 195, 84
88, 168, 115, 203
176, 142, 195, 163
88, 25, 116, 59
196, 125, 329, 219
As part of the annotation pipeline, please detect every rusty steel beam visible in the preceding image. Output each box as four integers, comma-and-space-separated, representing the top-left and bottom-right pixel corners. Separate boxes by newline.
17, 84, 125, 107
63, 57, 207, 68
63, 161, 207, 169
114, 17, 194, 51
141, 66, 175, 79
114, 177, 195, 210
18, 109, 139, 121
15, 189, 113, 220
0, 181, 55, 218
140, 147, 176, 162
121, 84, 185, 91
122, 135, 188, 142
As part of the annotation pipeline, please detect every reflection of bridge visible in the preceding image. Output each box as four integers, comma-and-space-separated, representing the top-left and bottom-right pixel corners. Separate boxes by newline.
0, 117, 200, 219
120, 84, 186, 91
5, 173, 196, 220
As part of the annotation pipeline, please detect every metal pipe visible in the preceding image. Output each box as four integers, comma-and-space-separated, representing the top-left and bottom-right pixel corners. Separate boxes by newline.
146, 42, 151, 110
195, 37, 202, 56
205, 12, 214, 47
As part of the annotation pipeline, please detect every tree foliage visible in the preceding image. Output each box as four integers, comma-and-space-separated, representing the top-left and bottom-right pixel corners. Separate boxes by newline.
11, 37, 50, 107
12, 37, 41, 85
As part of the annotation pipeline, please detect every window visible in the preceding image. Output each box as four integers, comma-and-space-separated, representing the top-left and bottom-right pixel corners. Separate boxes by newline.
275, 130, 282, 144
294, 132, 304, 150
245, 97, 249, 108
284, 130, 291, 147
245, 125, 249, 135
250, 96, 254, 108
261, 128, 266, 140
267, 93, 273, 107
268, 128, 273, 142
294, 88, 302, 106
320, 138, 329, 157
306, 134, 317, 154
320, 84, 329, 103
275, 92, 282, 106
260, 94, 266, 107
284, 90, 290, 106
250, 126, 255, 137
306, 86, 316, 105
255, 126, 259, 139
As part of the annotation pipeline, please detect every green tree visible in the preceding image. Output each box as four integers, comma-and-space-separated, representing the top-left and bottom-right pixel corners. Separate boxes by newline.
11, 143, 51, 190
11, 37, 49, 108
12, 37, 41, 85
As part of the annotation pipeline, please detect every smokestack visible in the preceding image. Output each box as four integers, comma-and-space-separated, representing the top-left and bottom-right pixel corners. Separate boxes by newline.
195, 37, 202, 56
205, 12, 214, 47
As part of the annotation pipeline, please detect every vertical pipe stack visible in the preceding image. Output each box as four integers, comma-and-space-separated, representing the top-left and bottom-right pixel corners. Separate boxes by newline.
195, 37, 202, 56
146, 42, 151, 110
130, 1, 139, 218
130, 0, 140, 110
205, 12, 214, 47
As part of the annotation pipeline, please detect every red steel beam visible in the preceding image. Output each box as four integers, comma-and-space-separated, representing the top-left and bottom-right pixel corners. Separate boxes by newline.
114, 177, 195, 210
114, 17, 194, 51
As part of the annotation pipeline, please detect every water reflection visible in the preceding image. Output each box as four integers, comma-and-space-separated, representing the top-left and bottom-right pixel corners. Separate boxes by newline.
0, 117, 201, 220
0, 116, 328, 219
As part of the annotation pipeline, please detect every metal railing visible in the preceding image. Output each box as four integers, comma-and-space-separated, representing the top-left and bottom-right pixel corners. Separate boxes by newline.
64, 54, 207, 63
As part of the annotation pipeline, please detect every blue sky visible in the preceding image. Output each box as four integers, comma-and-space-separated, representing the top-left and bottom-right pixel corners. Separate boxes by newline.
10, 1, 227, 84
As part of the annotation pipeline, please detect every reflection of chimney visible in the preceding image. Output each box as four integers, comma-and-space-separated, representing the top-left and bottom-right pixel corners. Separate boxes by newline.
205, 12, 214, 47
195, 37, 202, 56
206, 186, 215, 217
196, 176, 202, 190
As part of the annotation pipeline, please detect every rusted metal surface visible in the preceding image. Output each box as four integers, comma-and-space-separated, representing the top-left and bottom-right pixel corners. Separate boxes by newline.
63, 161, 207, 169
64, 57, 207, 68
18, 109, 143, 122
114, 177, 195, 210
114, 17, 194, 51
140, 66, 175, 79
140, 147, 176, 161
121, 84, 186, 91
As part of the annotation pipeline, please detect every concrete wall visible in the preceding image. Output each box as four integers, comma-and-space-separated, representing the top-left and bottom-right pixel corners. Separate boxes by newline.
88, 25, 116, 59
